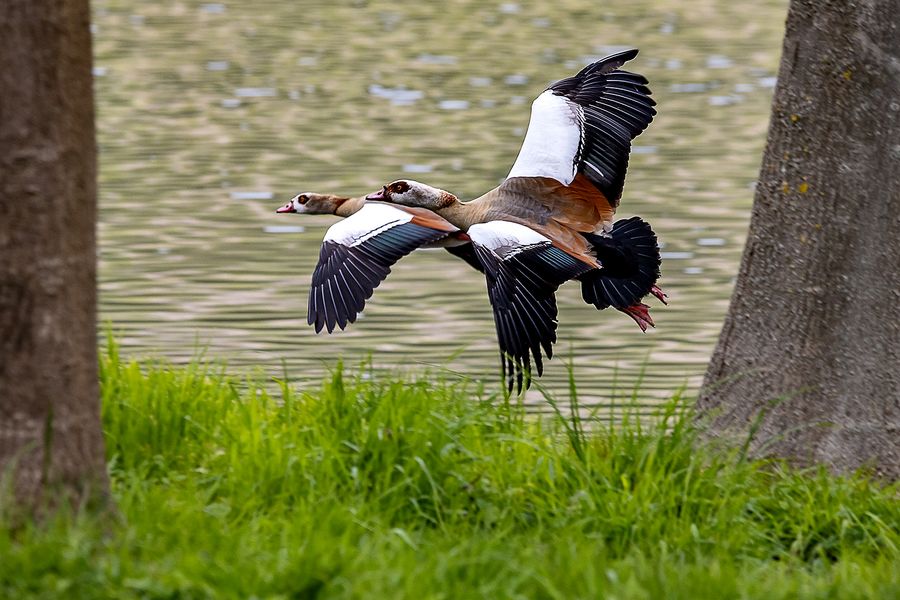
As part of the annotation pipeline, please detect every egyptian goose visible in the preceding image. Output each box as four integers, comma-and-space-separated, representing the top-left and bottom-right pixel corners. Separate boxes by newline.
275, 192, 484, 274
363, 50, 664, 381
276, 193, 477, 333
276, 49, 663, 389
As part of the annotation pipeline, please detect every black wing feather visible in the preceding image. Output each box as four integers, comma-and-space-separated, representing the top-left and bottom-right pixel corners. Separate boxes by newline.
548, 49, 656, 205
308, 222, 450, 333
474, 242, 592, 392
578, 216, 661, 310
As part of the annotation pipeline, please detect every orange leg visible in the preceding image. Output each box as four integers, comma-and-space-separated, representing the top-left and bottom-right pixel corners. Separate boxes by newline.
618, 303, 655, 332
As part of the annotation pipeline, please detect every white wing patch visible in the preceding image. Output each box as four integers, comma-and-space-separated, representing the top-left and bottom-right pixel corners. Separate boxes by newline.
469, 221, 550, 258
323, 202, 413, 246
506, 91, 582, 185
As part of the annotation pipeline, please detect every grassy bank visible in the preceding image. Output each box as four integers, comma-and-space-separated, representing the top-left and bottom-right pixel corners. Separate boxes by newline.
2, 345, 898, 598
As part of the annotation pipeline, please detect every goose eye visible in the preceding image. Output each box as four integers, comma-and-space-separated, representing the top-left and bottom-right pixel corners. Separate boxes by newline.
394, 182, 409, 194
298, 195, 309, 204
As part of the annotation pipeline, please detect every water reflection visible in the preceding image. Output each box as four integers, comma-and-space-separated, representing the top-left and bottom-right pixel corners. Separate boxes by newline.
93, 0, 787, 409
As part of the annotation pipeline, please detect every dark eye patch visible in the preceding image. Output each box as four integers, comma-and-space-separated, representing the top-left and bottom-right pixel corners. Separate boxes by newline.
298, 195, 309, 204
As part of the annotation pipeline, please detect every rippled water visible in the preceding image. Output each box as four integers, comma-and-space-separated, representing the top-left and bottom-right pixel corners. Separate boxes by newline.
93, 0, 788, 410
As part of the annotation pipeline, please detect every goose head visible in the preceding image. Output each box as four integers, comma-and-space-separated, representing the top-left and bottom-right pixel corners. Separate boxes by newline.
276, 192, 350, 215
366, 180, 456, 210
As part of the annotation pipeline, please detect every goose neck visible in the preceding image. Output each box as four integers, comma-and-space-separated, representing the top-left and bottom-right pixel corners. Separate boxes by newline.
433, 199, 475, 229
335, 196, 366, 218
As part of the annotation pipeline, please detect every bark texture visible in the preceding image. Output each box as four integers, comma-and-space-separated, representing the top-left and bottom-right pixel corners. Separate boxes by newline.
698, 0, 900, 478
0, 0, 109, 509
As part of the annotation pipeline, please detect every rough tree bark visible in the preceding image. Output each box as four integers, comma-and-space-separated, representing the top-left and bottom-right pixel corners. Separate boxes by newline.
698, 0, 900, 477
0, 0, 109, 511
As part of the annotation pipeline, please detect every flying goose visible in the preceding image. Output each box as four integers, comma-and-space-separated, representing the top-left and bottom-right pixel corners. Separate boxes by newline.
276, 193, 476, 334
276, 49, 663, 389
364, 49, 664, 379
275, 192, 485, 277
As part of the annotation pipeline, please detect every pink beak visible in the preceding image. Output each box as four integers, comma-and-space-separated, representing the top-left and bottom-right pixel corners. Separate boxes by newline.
276, 202, 296, 213
366, 187, 387, 201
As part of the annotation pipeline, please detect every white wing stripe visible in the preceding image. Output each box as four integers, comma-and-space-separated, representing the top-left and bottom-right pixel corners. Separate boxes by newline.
506, 91, 581, 184
323, 202, 413, 246
468, 221, 551, 257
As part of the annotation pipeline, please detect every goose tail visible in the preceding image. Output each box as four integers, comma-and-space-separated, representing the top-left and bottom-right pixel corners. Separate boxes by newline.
579, 216, 662, 310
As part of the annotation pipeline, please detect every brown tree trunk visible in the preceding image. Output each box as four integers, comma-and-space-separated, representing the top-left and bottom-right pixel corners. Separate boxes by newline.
698, 0, 900, 477
0, 0, 109, 511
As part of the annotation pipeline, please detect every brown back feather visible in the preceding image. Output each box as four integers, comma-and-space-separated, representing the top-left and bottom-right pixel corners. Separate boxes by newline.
476, 176, 615, 232
467, 176, 616, 266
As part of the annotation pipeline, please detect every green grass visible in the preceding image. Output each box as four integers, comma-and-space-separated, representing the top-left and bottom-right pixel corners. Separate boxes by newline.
2, 343, 898, 599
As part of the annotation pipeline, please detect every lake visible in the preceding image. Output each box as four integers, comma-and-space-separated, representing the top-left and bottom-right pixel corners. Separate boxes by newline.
93, 0, 788, 412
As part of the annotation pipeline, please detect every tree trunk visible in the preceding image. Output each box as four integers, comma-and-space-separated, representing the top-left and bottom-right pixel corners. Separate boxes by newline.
698, 0, 900, 477
0, 0, 109, 511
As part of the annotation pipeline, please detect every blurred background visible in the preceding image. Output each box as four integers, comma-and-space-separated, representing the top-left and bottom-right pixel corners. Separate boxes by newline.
93, 0, 787, 413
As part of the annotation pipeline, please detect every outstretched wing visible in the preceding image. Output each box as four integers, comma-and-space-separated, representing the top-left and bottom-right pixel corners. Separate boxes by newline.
504, 49, 656, 226
309, 203, 456, 333
468, 221, 593, 392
